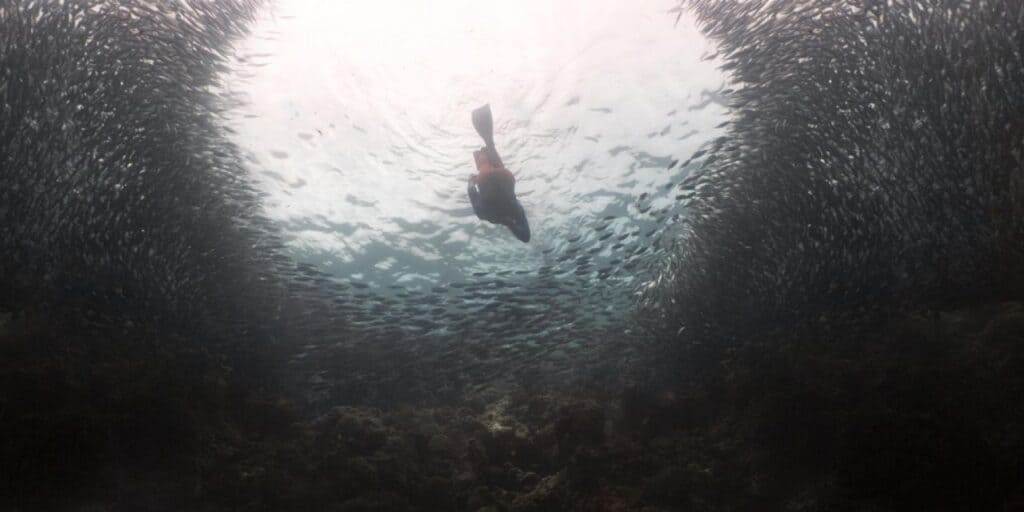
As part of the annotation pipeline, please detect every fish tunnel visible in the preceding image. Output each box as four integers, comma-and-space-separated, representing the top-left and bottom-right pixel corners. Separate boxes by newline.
218, 0, 731, 405
3, 0, 1024, 510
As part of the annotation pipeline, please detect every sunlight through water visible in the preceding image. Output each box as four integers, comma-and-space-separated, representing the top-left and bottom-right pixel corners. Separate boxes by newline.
219, 0, 729, 376
225, 0, 725, 272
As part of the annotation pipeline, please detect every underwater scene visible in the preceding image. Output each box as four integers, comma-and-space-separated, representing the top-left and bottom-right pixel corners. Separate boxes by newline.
2, 0, 1023, 510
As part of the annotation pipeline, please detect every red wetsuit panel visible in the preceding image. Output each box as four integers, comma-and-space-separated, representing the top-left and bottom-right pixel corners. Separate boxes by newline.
474, 150, 513, 181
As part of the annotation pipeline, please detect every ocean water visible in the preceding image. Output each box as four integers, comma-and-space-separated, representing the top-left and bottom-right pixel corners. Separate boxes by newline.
216, 0, 728, 393
5, 1, 1022, 508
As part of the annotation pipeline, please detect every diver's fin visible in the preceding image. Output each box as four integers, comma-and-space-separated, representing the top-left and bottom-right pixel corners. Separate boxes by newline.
472, 104, 496, 149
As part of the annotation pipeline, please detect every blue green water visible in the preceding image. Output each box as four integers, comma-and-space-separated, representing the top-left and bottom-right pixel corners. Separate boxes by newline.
215, 0, 729, 392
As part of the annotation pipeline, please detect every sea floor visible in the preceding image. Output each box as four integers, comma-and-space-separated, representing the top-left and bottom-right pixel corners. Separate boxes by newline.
3, 303, 1022, 511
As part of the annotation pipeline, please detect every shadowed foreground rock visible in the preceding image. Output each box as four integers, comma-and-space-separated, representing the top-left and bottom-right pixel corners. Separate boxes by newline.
4, 302, 1023, 510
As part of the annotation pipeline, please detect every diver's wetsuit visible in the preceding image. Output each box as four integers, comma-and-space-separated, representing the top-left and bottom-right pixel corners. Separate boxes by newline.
468, 146, 517, 223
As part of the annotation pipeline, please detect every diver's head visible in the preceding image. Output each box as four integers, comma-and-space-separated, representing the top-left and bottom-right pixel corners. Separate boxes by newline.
506, 220, 530, 243
502, 206, 530, 243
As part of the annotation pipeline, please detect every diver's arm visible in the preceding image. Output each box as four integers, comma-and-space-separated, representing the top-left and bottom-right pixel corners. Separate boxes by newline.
467, 175, 484, 220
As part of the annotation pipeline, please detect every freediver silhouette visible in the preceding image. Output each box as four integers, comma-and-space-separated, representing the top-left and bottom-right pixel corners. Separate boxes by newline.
467, 104, 530, 243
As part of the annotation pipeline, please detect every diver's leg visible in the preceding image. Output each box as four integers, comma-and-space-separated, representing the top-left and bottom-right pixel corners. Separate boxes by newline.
485, 146, 503, 168
474, 150, 489, 172
475, 147, 504, 172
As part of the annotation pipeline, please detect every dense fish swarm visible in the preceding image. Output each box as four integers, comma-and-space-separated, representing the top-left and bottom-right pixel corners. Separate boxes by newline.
290, 237, 663, 406
4, 0, 1023, 509
0, 1, 301, 507
0, 0, 669, 414
644, 0, 1024, 343
0, 0, 292, 341
0, 0, 678, 506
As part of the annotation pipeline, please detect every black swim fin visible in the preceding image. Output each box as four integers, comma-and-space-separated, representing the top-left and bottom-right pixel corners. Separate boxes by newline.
472, 104, 496, 149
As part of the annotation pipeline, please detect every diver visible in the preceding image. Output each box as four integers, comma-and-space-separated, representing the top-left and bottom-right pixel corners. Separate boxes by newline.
467, 104, 531, 243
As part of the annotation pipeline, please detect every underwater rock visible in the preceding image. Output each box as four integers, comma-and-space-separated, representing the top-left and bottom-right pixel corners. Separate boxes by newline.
318, 406, 389, 457
553, 399, 607, 455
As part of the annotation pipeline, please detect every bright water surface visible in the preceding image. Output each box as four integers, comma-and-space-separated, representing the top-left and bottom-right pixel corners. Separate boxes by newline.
218, 0, 729, 383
